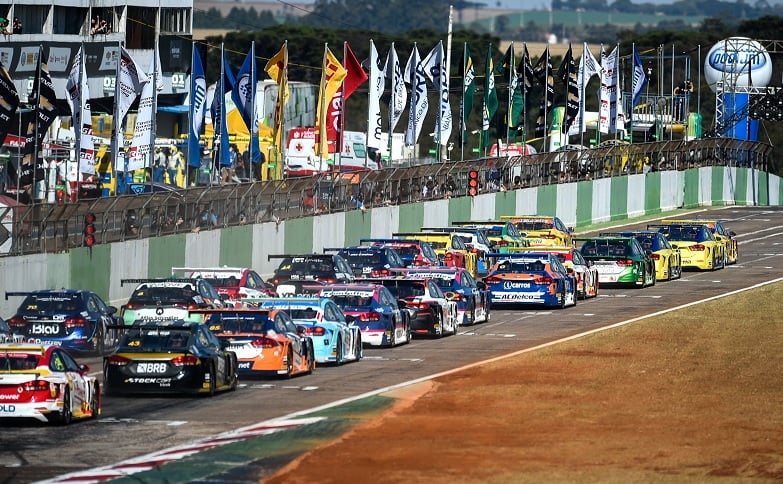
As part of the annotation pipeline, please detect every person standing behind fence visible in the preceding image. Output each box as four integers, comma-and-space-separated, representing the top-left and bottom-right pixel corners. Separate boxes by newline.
167, 147, 182, 187
152, 147, 165, 183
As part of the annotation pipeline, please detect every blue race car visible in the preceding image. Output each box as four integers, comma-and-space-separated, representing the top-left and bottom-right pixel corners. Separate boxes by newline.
319, 283, 411, 347
5, 290, 121, 355
251, 297, 363, 364
483, 252, 577, 308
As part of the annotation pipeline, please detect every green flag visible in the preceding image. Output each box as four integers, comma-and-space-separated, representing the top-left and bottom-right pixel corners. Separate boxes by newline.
495, 44, 524, 140
482, 44, 498, 149
461, 43, 475, 146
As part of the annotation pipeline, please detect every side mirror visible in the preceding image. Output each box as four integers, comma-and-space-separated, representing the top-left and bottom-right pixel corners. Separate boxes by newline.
78, 363, 90, 374
645, 250, 653, 257
219, 293, 229, 301
397, 299, 407, 308
566, 267, 575, 275
107, 306, 118, 315
476, 281, 486, 290
296, 325, 308, 335
729, 231, 736, 237
344, 315, 356, 324
670, 244, 679, 250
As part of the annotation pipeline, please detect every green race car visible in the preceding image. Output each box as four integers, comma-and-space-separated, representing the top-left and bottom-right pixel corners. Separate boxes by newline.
576, 236, 656, 288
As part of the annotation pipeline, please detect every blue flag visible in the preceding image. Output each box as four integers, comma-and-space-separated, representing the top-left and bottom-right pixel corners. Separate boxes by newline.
211, 49, 235, 168
188, 45, 206, 168
631, 46, 647, 111
231, 47, 261, 164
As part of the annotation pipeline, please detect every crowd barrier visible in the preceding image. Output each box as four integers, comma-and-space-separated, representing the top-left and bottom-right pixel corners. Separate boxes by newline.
0, 137, 773, 257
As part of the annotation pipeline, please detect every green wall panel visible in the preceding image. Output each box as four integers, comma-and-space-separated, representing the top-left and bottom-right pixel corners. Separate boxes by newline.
398, 203, 424, 232
494, 191, 516, 219
683, 169, 699, 208
758, 171, 769, 206
47, 254, 71, 289
735, 168, 749, 205
448, 196, 472, 224
344, 210, 371, 245
575, 180, 593, 228
284, 217, 315, 253
220, 225, 254, 267
148, 234, 186, 277
70, 246, 111, 301
609, 176, 628, 221
536, 184, 558, 216
711, 166, 725, 205
644, 171, 661, 215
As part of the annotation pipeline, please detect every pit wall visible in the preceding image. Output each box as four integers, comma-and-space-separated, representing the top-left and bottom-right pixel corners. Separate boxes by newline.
1, 166, 781, 315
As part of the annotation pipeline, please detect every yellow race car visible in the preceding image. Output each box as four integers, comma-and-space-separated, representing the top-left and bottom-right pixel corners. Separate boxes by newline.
661, 219, 737, 264
500, 215, 574, 247
648, 224, 725, 271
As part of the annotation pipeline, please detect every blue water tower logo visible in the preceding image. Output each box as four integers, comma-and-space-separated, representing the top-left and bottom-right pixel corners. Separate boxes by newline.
704, 37, 772, 92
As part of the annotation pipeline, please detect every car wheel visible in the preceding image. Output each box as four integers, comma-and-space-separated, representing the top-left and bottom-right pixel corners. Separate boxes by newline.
207, 363, 216, 397
388, 321, 396, 347
307, 345, 316, 374
229, 359, 238, 391
434, 310, 444, 337
93, 325, 105, 356
356, 333, 363, 360
284, 348, 294, 379
649, 264, 656, 286
90, 384, 101, 418
335, 338, 344, 365
57, 388, 72, 425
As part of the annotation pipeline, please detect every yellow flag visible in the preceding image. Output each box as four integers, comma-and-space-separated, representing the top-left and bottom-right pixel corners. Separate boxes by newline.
264, 43, 289, 179
315, 46, 347, 161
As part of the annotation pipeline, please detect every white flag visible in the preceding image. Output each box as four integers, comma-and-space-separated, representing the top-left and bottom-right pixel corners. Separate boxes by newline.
404, 44, 428, 147
66, 46, 96, 174
569, 42, 601, 136
384, 44, 407, 133
367, 40, 385, 151
116, 48, 146, 163
127, 55, 156, 171
599, 45, 619, 134
423, 41, 452, 146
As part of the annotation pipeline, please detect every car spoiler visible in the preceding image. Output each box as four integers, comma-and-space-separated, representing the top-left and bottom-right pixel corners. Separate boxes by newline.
120, 278, 197, 286
360, 238, 421, 245
392, 232, 449, 238
171, 267, 244, 274
107, 323, 198, 332
5, 291, 35, 300
267, 253, 329, 261
598, 231, 637, 237
188, 308, 271, 315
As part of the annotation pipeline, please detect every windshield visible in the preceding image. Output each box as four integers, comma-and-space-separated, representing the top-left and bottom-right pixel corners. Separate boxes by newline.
330, 295, 374, 307
383, 282, 426, 299
0, 353, 40, 371
275, 259, 335, 278
205, 314, 275, 333
580, 240, 631, 257
18, 294, 82, 314
118, 329, 194, 352
495, 260, 547, 273
128, 286, 199, 305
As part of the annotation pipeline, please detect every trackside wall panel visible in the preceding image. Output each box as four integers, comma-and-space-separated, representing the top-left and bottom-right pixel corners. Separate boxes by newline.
698, 167, 712, 206
370, 206, 400, 238
494, 191, 516, 220
758, 171, 769, 206
643, 171, 661, 215
148, 234, 186, 279
398, 203, 424, 233
626, 174, 645, 218
219, 225, 254, 268
254, 223, 286, 276
735, 167, 749, 205
344, 209, 371, 246
0, 254, 65, 317
312, 213, 345, 252
185, 230, 221, 267
424, 199, 451, 228
575, 180, 593, 228
470, 192, 496, 221
515, 186, 538, 215
70, 245, 111, 304
536, 184, 558, 217
556, 182, 578, 228
658, 170, 682, 212
110, 240, 150, 306
591, 177, 612, 223
683, 169, 699, 208
712, 166, 726, 205
283, 217, 315, 254
609, 176, 628, 221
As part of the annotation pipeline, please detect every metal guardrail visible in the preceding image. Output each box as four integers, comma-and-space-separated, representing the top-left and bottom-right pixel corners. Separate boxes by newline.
0, 138, 771, 257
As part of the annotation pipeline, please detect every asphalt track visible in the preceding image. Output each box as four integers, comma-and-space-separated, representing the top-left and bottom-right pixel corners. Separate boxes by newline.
1, 206, 782, 484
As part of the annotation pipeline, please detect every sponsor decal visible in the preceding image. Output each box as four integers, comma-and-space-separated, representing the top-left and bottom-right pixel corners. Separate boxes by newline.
126, 377, 173, 385
492, 292, 544, 301
237, 362, 252, 369
0, 405, 17, 413
0, 394, 20, 400
503, 281, 531, 289
136, 362, 167, 374
30, 324, 61, 335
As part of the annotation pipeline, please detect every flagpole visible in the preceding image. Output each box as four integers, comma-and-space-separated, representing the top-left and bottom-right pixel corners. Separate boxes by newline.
522, 44, 528, 154
318, 43, 327, 174
76, 44, 84, 201
505, 43, 513, 154
249, 40, 256, 181
149, 42, 158, 186
32, 45, 43, 202
460, 42, 466, 162
543, 46, 550, 153
365, 40, 373, 169
630, 43, 635, 144
186, 43, 194, 188
340, 40, 347, 172
387, 43, 395, 168
435, 41, 442, 163
112, 41, 122, 194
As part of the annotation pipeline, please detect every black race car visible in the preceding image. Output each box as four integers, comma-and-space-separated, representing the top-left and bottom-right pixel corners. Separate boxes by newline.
268, 253, 354, 296
325, 245, 406, 278
5, 290, 121, 355
103, 321, 238, 396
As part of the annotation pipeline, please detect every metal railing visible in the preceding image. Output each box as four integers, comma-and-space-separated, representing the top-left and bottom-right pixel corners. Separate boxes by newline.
0, 137, 771, 257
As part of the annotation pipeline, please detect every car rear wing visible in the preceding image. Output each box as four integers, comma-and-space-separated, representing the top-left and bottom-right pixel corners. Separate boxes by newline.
107, 323, 198, 332
188, 308, 271, 315
359, 238, 421, 245
267, 253, 330, 262
171, 267, 244, 274
598, 232, 636, 238
5, 291, 35, 300
120, 278, 196, 286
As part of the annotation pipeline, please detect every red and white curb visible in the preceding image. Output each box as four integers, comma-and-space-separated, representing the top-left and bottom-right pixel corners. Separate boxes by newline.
36, 417, 324, 483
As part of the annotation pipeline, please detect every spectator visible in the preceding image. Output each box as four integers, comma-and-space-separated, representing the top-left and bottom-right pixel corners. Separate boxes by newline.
0, 18, 11, 36
12, 17, 22, 34
196, 204, 218, 231
152, 147, 165, 183
125, 210, 140, 237
167, 147, 182, 187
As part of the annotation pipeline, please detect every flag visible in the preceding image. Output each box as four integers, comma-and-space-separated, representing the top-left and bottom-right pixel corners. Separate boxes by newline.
557, 44, 579, 134
0, 61, 19, 145
265, 42, 289, 175
600, 45, 620, 134
495, 44, 523, 140
482, 44, 498, 149
331, 41, 368, 152
517, 44, 535, 141
632, 45, 647, 111
366, 39, 385, 152
384, 43, 406, 133
127, 55, 155, 172
210, 48, 235, 168
569, 42, 601, 136
117, 47, 145, 131
24, 47, 59, 156
461, 43, 475, 146
423, 41, 452, 146
315, 45, 347, 161
404, 44, 428, 147
188, 44, 207, 168
533, 46, 553, 139
66, 46, 97, 174
232, 46, 261, 164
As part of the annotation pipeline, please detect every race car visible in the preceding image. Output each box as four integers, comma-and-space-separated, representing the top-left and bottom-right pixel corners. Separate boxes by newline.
103, 321, 239, 396
648, 224, 725, 271
483, 252, 577, 308
419, 226, 494, 274
398, 267, 491, 325
661, 218, 738, 264
172, 267, 276, 305
392, 231, 479, 277
599, 231, 682, 281
0, 343, 101, 424
325, 246, 406, 278
5, 290, 121, 356
268, 254, 354, 297
500, 215, 574, 247
195, 308, 315, 378
510, 246, 599, 298
359, 277, 459, 337
577, 236, 657, 287
120, 278, 224, 325
361, 238, 441, 268
0, 317, 15, 343
318, 284, 411, 347
451, 221, 529, 250
248, 297, 363, 365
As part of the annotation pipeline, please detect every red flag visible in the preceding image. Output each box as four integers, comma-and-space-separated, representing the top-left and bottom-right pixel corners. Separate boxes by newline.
343, 42, 368, 100
329, 42, 369, 153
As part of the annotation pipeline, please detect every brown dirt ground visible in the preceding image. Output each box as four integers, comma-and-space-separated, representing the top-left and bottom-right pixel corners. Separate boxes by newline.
267, 281, 783, 483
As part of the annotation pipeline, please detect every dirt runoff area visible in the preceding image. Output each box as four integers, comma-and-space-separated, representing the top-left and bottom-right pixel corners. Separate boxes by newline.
268, 282, 783, 483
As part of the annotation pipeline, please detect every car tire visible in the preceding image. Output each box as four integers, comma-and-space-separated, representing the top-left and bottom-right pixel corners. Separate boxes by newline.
307, 345, 316, 374
207, 363, 216, 397
356, 333, 363, 360
93, 325, 105, 356
388, 321, 396, 347
284, 348, 294, 379
335, 338, 344, 365
557, 282, 566, 309
57, 388, 72, 425
229, 358, 238, 391
90, 384, 101, 418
